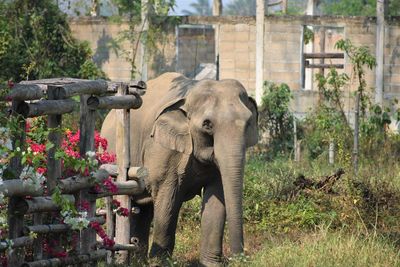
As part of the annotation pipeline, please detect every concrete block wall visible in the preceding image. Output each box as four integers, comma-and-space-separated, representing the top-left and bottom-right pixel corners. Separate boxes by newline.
219, 23, 256, 94
69, 16, 400, 114
69, 18, 134, 81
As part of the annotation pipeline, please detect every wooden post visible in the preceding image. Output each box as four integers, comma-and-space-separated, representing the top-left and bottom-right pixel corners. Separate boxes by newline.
255, 0, 265, 105
47, 86, 63, 193
329, 140, 335, 165
105, 196, 115, 264
44, 85, 64, 261
293, 117, 300, 162
78, 94, 97, 267
7, 99, 26, 267
353, 93, 360, 176
375, 0, 385, 106
115, 84, 131, 263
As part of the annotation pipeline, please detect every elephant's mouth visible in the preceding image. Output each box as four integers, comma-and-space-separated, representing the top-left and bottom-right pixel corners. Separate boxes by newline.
194, 147, 215, 164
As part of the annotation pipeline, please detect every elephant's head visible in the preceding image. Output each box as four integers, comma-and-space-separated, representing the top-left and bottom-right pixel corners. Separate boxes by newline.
151, 78, 258, 254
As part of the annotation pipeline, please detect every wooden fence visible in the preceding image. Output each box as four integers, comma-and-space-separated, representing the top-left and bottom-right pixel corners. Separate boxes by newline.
0, 78, 148, 266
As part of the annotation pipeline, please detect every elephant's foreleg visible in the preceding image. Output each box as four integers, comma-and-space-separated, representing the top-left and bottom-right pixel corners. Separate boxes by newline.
149, 183, 182, 260
200, 180, 226, 266
130, 204, 153, 260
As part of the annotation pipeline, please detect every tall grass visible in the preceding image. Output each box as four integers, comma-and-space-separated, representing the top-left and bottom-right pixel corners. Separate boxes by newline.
247, 228, 400, 267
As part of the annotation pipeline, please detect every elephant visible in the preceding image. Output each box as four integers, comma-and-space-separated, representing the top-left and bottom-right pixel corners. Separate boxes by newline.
101, 72, 258, 266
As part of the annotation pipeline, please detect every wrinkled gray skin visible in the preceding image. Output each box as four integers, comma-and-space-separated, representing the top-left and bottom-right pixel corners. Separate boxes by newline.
101, 73, 258, 266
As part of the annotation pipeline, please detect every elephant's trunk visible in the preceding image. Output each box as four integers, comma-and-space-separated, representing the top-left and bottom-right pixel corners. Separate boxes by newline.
214, 133, 245, 255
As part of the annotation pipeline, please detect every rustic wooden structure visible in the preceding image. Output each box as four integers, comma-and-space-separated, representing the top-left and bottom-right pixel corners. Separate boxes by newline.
0, 78, 148, 266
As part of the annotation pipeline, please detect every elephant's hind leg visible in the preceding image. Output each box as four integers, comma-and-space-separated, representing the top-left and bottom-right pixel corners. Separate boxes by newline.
200, 179, 226, 266
130, 203, 153, 262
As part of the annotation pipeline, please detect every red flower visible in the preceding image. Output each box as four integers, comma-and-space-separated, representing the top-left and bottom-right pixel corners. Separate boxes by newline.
79, 200, 90, 211
25, 121, 31, 132
30, 142, 46, 153
103, 237, 115, 248
103, 177, 118, 194
36, 167, 46, 174
117, 207, 130, 217
111, 199, 121, 208
7, 80, 14, 88
54, 251, 68, 258
97, 151, 116, 164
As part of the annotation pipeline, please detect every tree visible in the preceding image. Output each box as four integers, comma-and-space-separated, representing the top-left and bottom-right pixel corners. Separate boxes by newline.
320, 0, 400, 16
182, 0, 212, 16
0, 0, 104, 82
225, 0, 256, 16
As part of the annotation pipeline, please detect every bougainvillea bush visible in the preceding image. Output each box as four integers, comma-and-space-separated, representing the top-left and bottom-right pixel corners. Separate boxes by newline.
0, 115, 127, 264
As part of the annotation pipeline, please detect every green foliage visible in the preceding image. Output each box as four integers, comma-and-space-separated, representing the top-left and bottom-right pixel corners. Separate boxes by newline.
181, 0, 211, 16
109, 0, 178, 79
320, 0, 376, 16
303, 27, 314, 45
259, 81, 294, 158
0, 0, 105, 83
335, 39, 376, 116
320, 0, 400, 16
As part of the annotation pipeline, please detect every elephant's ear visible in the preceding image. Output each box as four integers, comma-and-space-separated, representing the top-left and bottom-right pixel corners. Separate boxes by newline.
151, 109, 192, 155
246, 96, 259, 147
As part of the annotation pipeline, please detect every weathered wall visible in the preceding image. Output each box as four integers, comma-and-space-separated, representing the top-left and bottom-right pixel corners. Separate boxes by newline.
69, 15, 400, 114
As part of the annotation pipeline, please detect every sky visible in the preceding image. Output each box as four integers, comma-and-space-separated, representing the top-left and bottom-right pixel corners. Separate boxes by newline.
172, 0, 232, 15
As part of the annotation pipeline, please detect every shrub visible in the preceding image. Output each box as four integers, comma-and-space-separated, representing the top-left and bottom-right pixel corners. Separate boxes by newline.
258, 81, 295, 158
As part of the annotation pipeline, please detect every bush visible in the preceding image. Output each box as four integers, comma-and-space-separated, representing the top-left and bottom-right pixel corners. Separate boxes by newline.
258, 81, 295, 158
0, 0, 105, 83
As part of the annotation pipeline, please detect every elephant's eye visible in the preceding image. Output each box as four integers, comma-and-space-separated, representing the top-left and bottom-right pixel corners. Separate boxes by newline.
202, 119, 213, 133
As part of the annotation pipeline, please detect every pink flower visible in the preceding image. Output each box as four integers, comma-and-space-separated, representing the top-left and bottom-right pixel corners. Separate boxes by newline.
117, 207, 129, 217
36, 167, 46, 174
103, 177, 118, 194
79, 200, 90, 211
97, 152, 116, 164
103, 237, 115, 248
30, 142, 46, 153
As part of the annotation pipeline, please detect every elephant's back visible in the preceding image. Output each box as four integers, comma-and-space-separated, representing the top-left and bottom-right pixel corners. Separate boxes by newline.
101, 72, 190, 165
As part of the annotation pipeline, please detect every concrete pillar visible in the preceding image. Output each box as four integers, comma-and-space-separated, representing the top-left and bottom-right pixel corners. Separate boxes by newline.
140, 0, 149, 81
213, 0, 222, 80
375, 0, 385, 106
255, 0, 265, 104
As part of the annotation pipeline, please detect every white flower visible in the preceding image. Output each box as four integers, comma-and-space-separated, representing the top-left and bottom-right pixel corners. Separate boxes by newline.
16, 147, 20, 152
86, 151, 96, 158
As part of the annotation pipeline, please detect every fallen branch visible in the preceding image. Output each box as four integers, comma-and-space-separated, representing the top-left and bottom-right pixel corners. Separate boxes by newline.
293, 168, 345, 193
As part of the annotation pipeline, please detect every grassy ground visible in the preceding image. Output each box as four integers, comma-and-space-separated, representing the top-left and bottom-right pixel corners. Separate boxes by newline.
169, 154, 400, 267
